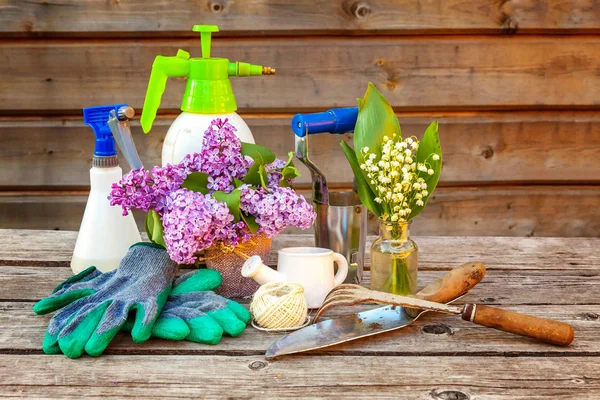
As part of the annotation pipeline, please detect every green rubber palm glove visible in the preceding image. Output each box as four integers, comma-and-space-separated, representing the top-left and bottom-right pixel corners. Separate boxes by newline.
125, 269, 251, 344
33, 243, 178, 358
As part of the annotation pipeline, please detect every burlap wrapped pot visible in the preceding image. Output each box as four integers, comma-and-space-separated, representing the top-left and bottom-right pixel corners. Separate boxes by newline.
204, 235, 272, 299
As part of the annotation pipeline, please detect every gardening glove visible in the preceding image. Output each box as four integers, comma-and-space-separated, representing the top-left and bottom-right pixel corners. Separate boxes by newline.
33, 243, 178, 358
123, 269, 251, 344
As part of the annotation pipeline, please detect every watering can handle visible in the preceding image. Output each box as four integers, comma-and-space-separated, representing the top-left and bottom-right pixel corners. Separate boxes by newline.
292, 107, 358, 137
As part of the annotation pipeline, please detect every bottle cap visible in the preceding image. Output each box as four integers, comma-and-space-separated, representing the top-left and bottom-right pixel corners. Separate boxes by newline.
83, 104, 127, 157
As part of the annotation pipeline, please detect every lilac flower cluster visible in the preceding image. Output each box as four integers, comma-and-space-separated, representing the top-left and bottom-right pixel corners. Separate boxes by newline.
150, 163, 190, 214
265, 158, 286, 188
239, 184, 315, 238
213, 220, 253, 248
109, 118, 315, 264
161, 189, 232, 264
109, 168, 154, 216
181, 118, 251, 193
108, 164, 188, 217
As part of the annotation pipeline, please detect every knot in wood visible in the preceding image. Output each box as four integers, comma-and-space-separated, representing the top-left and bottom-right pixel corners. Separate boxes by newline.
480, 146, 494, 159
422, 323, 454, 335
248, 360, 268, 371
572, 376, 593, 384
209, 1, 224, 13
431, 389, 470, 400
578, 312, 598, 321
351, 2, 371, 18
502, 17, 519, 34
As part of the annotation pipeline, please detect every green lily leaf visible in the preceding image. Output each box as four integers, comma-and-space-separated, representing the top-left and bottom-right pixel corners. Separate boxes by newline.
233, 178, 245, 188
354, 83, 402, 193
181, 172, 210, 194
284, 151, 294, 165
243, 162, 261, 187
241, 142, 276, 165
243, 162, 271, 190
409, 121, 442, 220
258, 164, 269, 190
213, 189, 241, 222
241, 213, 260, 234
145, 211, 153, 242
282, 163, 300, 181
145, 210, 166, 247
276, 152, 299, 187
340, 140, 383, 217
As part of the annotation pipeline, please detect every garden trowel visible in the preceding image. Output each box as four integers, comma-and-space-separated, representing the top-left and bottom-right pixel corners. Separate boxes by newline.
265, 262, 486, 359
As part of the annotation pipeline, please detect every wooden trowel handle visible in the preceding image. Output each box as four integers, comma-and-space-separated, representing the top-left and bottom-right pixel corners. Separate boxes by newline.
462, 304, 575, 346
417, 262, 486, 303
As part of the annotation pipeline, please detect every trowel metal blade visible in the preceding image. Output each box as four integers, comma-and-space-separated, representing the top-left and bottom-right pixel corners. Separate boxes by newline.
265, 305, 421, 359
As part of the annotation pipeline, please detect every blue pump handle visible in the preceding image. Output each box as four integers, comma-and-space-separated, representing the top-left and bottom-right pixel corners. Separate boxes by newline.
83, 104, 127, 157
292, 107, 358, 137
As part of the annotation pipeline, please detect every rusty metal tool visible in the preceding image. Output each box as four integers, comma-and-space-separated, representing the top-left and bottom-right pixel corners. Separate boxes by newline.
265, 262, 486, 358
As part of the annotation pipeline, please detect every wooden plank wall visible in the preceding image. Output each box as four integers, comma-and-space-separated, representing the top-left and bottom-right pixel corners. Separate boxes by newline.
0, 0, 599, 237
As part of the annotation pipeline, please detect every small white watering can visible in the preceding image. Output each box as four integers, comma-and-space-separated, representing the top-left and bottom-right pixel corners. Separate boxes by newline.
242, 247, 348, 308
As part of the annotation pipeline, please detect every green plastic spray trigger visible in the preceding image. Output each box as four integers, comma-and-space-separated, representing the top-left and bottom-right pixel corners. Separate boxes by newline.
140, 25, 275, 134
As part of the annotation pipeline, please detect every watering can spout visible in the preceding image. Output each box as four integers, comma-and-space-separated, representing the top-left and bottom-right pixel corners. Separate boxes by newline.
242, 256, 285, 285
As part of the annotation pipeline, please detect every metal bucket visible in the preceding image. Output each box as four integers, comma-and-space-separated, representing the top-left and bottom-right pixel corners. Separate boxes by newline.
314, 191, 367, 283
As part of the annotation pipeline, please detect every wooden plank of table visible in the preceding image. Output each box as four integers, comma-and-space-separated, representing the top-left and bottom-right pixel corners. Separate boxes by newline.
1, 231, 599, 270
3, 184, 600, 236
2, 37, 599, 112
0, 233, 597, 399
1, 111, 598, 187
2, 301, 597, 355
2, 264, 598, 305
1, 0, 598, 37
1, 355, 598, 399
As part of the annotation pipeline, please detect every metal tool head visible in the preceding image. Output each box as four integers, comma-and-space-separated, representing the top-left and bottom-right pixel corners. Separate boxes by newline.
265, 294, 466, 359
294, 128, 329, 206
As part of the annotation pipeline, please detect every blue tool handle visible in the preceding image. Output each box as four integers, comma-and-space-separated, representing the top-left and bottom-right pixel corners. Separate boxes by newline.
292, 107, 358, 137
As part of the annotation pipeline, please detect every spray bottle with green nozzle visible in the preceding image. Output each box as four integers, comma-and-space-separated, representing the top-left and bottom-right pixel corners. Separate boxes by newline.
140, 25, 275, 166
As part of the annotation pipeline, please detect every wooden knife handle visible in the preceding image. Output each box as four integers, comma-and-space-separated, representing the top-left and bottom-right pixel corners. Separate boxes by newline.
462, 304, 575, 346
417, 262, 486, 303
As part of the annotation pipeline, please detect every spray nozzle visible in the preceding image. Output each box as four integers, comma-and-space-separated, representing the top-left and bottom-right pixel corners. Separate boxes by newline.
108, 107, 144, 171
140, 24, 275, 134
83, 104, 128, 157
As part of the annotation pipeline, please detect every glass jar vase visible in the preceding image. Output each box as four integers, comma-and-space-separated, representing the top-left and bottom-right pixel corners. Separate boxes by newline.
370, 220, 418, 295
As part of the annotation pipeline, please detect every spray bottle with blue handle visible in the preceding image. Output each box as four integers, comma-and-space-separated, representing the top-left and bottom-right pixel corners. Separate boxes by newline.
292, 107, 365, 283
71, 105, 142, 274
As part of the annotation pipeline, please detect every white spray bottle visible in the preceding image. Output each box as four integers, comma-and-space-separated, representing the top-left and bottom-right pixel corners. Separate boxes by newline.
140, 24, 275, 166
70, 104, 141, 274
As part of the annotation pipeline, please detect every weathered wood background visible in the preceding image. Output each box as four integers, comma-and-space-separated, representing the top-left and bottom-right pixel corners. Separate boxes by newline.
0, 0, 599, 236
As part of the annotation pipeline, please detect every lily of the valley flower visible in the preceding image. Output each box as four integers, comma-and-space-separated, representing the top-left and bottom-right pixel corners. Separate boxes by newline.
359, 134, 439, 222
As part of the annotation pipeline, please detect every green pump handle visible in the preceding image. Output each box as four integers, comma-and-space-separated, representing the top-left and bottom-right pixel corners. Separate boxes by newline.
140, 25, 275, 134
140, 50, 191, 134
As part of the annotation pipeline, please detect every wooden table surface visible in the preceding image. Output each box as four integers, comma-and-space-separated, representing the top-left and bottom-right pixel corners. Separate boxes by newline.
0, 229, 598, 399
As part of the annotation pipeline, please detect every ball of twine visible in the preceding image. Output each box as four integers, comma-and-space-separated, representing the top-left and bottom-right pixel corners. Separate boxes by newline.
250, 282, 308, 331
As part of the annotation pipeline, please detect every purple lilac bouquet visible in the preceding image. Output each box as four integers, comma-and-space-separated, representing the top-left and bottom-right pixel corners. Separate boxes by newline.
109, 118, 315, 264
